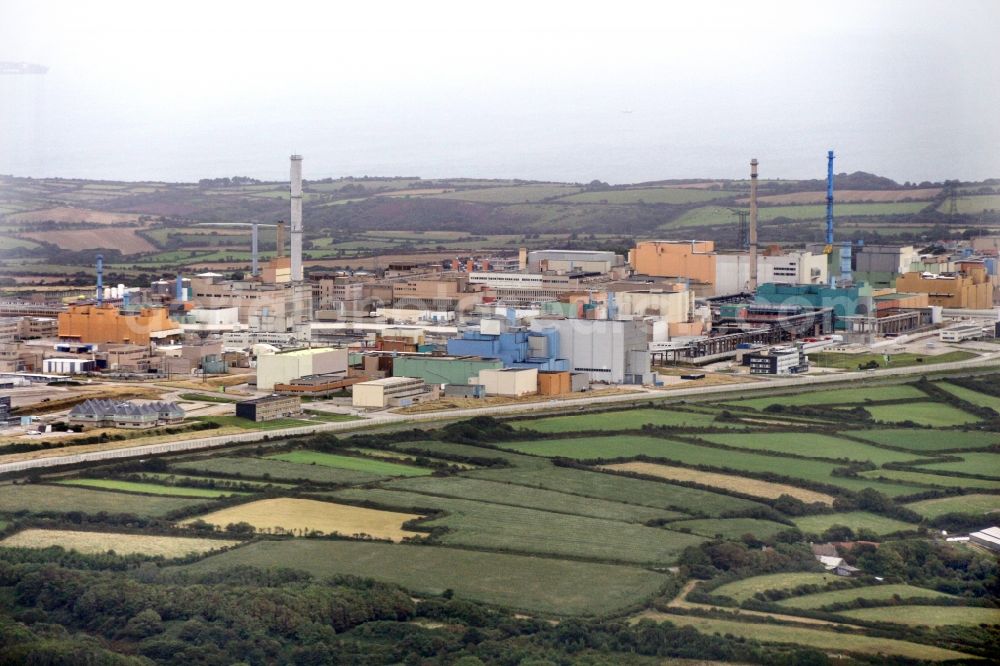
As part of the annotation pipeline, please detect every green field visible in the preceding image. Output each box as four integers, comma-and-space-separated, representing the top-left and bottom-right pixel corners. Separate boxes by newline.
810, 351, 975, 370
499, 436, 923, 496
910, 452, 1000, 478
644, 613, 972, 660
54, 478, 246, 498
839, 605, 1000, 626
269, 451, 432, 477
864, 402, 980, 427
556, 188, 735, 205
515, 408, 746, 433
381, 476, 683, 522
140, 473, 296, 489
935, 382, 1000, 413
725, 385, 927, 410
664, 206, 739, 229
847, 428, 1000, 452
176, 539, 669, 615
172, 456, 387, 484
331, 487, 704, 564
860, 469, 1000, 489
712, 572, 841, 602
194, 415, 313, 430
430, 185, 581, 203
943, 194, 1000, 214
699, 432, 922, 466
0, 236, 41, 251
464, 461, 763, 516
0, 484, 206, 517
791, 511, 917, 536
177, 392, 240, 403
664, 518, 789, 540
759, 202, 929, 220
779, 584, 955, 610
905, 493, 1000, 518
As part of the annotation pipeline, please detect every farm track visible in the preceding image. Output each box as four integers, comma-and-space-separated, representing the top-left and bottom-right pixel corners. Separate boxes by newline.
3, 352, 998, 475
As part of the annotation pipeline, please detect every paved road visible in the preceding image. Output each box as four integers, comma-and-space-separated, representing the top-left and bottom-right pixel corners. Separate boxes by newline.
3, 352, 998, 475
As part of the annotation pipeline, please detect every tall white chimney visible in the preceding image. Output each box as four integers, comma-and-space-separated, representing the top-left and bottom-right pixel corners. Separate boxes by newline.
290, 154, 304, 281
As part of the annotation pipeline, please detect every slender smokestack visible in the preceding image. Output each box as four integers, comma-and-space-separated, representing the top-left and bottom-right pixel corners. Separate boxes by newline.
290, 154, 303, 281
749, 158, 759, 293
96, 254, 104, 305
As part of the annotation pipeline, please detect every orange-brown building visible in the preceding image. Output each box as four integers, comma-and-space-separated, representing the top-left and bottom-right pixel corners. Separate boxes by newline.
630, 240, 717, 284
894, 262, 992, 309
538, 370, 572, 395
58, 305, 183, 345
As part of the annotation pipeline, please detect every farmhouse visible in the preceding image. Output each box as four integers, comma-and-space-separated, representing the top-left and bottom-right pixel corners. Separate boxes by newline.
68, 399, 185, 429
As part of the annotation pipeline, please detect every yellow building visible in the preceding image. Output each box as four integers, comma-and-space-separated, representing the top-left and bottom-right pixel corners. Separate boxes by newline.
631, 240, 717, 285
894, 262, 992, 309
58, 305, 183, 345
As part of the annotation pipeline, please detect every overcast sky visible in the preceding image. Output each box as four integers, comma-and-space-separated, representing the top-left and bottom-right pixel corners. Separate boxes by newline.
1, 0, 998, 183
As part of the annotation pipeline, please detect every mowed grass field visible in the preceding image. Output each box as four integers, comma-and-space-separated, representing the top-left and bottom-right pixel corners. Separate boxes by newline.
935, 382, 1000, 412
809, 351, 975, 370
860, 469, 1000, 489
791, 511, 917, 536
724, 385, 927, 410
910, 452, 1000, 478
381, 475, 683, 522
176, 539, 670, 615
664, 518, 789, 540
864, 402, 980, 427
500, 436, 923, 496
172, 457, 386, 484
847, 428, 1000, 452
779, 584, 954, 610
180, 498, 423, 541
330, 487, 704, 564
758, 202, 929, 220
55, 478, 246, 498
712, 573, 841, 602
515, 408, 747, 433
598, 462, 834, 505
698, 432, 922, 466
268, 451, 431, 477
464, 459, 764, 516
1, 529, 239, 557
839, 605, 1000, 626
555, 188, 735, 205
632, 613, 972, 661
0, 484, 207, 517
905, 494, 1000, 518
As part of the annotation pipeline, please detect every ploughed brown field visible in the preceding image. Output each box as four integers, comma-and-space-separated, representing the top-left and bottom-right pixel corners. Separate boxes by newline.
6, 206, 144, 225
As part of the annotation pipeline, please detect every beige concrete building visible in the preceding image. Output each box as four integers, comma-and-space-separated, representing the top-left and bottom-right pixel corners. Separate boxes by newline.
188, 274, 312, 332
352, 376, 430, 408
477, 367, 538, 397
631, 240, 717, 284
256, 347, 349, 390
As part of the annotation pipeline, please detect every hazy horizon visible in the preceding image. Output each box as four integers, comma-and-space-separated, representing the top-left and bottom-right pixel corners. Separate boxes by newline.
2, 0, 999, 185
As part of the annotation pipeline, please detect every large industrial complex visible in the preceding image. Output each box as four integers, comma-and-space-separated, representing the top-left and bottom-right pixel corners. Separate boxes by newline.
2, 153, 999, 433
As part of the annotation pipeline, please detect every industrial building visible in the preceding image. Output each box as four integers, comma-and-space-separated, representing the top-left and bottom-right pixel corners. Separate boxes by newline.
477, 367, 538, 397
392, 355, 503, 386
68, 399, 185, 430
895, 262, 992, 309
526, 249, 625, 274
714, 250, 828, 294
530, 317, 652, 384
256, 347, 349, 390
352, 376, 434, 408
58, 304, 182, 345
235, 394, 302, 422
744, 346, 809, 375
630, 240, 716, 286
754, 283, 875, 330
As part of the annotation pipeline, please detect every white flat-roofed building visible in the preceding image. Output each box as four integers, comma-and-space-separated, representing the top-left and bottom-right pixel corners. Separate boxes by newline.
352, 376, 429, 408
969, 526, 1000, 552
